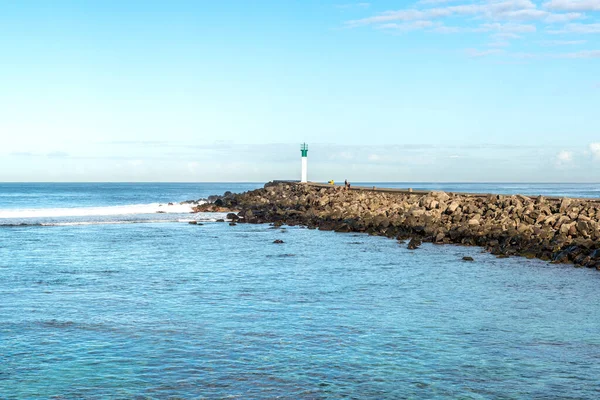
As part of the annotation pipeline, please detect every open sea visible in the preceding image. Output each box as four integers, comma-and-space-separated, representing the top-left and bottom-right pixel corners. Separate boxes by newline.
1, 183, 600, 399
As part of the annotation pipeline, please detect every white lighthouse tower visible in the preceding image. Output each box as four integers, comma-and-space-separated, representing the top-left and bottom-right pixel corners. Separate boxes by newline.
300, 143, 308, 183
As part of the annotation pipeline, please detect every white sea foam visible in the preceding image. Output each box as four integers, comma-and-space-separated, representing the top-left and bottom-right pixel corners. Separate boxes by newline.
0, 202, 204, 219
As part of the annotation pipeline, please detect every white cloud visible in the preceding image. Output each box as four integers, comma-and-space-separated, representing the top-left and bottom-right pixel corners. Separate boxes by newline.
539, 39, 587, 45
128, 160, 144, 167
368, 154, 382, 161
545, 12, 584, 22
559, 50, 600, 58
336, 2, 370, 9
432, 25, 464, 33
479, 22, 537, 33
329, 151, 355, 161
556, 150, 574, 163
512, 52, 539, 58
590, 143, 600, 159
345, 0, 598, 59
347, 0, 548, 26
489, 40, 511, 47
543, 0, 600, 11
346, 9, 450, 26
548, 23, 600, 33
418, 0, 461, 4
378, 20, 436, 31
498, 9, 549, 20
466, 48, 505, 57
493, 32, 522, 39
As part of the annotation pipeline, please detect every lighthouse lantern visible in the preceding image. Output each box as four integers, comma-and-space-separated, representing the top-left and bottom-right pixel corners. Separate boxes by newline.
300, 143, 308, 183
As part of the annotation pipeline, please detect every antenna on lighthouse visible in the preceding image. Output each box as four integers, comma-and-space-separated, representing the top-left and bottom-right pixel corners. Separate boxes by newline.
300, 143, 308, 183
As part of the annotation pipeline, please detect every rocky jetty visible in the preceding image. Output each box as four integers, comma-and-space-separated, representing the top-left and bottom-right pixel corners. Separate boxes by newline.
198, 182, 600, 270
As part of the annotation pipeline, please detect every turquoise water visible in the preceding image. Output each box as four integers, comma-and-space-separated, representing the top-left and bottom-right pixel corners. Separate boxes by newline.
1, 184, 600, 398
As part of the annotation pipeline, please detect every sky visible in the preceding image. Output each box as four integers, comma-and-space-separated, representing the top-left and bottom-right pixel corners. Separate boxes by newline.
0, 0, 598, 182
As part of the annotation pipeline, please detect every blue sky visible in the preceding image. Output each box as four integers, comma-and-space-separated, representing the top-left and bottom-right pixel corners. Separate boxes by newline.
0, 0, 598, 182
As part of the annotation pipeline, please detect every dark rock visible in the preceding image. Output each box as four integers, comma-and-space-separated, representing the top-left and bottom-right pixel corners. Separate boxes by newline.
407, 238, 422, 250
216, 219, 225, 222
462, 256, 474, 261
273, 239, 284, 244
227, 213, 239, 221
188, 221, 197, 225
229, 222, 237, 226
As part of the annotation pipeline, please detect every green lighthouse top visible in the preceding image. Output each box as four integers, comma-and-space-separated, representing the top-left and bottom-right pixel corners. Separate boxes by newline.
301, 143, 308, 157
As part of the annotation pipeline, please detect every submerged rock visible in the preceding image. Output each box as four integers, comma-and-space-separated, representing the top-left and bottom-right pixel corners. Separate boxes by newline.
273, 239, 284, 244
462, 256, 474, 262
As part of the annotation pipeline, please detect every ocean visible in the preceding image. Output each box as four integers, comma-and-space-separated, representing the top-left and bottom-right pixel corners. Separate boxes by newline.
1, 183, 600, 399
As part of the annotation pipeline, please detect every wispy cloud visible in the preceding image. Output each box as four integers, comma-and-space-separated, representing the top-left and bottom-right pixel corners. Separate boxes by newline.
336, 2, 370, 9
10, 151, 71, 158
512, 51, 540, 58
488, 40, 512, 47
47, 151, 70, 158
418, 0, 461, 4
344, 0, 599, 59
10, 152, 35, 157
558, 49, 600, 58
544, 12, 584, 22
480, 22, 537, 32
345, 0, 575, 26
539, 39, 587, 45
493, 32, 522, 39
378, 20, 437, 31
548, 22, 600, 33
543, 0, 600, 11
466, 48, 505, 57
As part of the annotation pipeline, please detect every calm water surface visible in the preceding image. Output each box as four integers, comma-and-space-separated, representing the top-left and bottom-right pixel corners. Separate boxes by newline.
1, 183, 599, 398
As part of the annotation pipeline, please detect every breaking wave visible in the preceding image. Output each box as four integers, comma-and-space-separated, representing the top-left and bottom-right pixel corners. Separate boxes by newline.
0, 202, 202, 219
0, 201, 231, 227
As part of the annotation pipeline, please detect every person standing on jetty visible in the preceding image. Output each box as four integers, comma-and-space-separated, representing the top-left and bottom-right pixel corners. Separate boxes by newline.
344, 180, 351, 190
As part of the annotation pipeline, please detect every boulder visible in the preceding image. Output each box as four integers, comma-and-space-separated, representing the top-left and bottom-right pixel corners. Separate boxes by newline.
447, 202, 460, 214
407, 238, 422, 250
227, 213, 239, 221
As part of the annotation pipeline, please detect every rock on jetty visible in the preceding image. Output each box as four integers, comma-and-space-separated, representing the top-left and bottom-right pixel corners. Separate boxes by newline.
197, 182, 600, 270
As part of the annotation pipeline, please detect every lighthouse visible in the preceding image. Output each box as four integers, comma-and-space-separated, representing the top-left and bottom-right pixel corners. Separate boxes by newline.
300, 143, 308, 183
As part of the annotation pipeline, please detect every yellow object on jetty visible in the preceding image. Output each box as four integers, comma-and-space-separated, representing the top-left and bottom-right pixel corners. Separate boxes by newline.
328, 180, 334, 185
